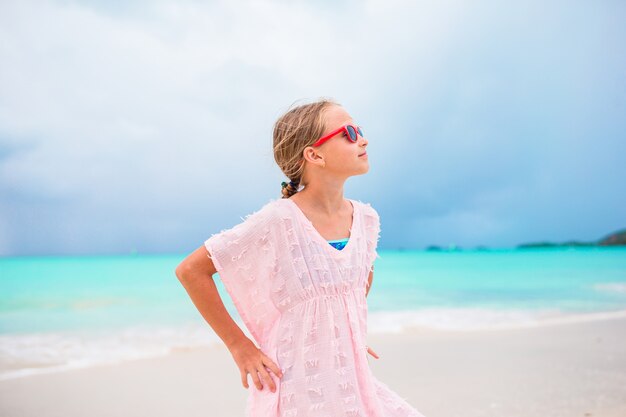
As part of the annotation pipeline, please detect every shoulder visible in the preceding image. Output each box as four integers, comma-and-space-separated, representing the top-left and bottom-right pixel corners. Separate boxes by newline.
240, 198, 284, 226
351, 199, 380, 222
213, 198, 283, 239
207, 198, 283, 249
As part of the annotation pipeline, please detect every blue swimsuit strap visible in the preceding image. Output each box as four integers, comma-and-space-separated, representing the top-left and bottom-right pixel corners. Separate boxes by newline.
327, 237, 349, 243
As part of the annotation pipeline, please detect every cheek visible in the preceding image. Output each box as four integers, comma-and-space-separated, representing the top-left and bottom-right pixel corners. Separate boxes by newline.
332, 140, 356, 158
322, 139, 359, 168
327, 148, 358, 169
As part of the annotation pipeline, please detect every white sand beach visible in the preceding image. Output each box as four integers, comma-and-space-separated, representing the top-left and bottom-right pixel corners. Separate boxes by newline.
1, 316, 625, 417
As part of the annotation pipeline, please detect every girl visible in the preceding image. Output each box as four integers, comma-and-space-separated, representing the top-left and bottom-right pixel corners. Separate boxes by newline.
175, 98, 426, 416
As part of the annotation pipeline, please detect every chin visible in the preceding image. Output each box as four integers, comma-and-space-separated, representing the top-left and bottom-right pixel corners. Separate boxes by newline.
352, 165, 370, 176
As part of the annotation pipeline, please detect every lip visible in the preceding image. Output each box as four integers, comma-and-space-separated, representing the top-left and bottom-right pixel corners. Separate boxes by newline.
358, 152, 368, 157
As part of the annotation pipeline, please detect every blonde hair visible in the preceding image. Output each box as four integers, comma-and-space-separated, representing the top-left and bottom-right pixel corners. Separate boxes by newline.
273, 97, 340, 198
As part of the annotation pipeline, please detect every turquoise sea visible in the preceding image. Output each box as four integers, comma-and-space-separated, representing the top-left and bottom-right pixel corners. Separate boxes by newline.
1, 247, 625, 380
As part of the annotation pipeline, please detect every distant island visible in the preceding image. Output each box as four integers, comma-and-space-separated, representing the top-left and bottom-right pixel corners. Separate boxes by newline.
423, 228, 626, 251
517, 228, 626, 248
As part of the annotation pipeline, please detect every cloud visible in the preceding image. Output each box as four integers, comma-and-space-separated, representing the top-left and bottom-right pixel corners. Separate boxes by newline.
0, 0, 624, 255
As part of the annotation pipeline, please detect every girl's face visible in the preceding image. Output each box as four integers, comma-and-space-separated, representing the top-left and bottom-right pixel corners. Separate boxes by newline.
305, 105, 369, 178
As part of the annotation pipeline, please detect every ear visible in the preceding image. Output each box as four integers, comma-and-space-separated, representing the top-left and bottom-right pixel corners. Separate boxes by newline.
302, 146, 326, 167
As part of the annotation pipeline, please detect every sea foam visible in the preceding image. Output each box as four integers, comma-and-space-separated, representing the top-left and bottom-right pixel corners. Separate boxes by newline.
3, 307, 626, 380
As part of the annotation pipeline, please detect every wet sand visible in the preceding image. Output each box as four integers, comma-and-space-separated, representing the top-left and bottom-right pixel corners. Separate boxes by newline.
1, 316, 625, 417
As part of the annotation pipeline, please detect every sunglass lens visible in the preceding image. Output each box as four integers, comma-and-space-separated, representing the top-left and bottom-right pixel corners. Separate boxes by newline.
357, 126, 363, 137
346, 125, 358, 142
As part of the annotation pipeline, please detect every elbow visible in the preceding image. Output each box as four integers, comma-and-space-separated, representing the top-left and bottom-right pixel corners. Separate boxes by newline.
175, 261, 190, 281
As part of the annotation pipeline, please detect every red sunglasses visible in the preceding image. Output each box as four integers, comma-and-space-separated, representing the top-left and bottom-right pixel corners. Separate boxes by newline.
312, 124, 364, 147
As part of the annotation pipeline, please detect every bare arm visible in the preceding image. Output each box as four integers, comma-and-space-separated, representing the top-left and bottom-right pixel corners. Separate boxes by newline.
175, 245, 282, 392
366, 267, 374, 297
364, 267, 379, 359
175, 245, 245, 348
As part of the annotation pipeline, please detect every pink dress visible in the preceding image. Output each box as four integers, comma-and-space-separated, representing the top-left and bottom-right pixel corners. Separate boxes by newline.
204, 197, 426, 417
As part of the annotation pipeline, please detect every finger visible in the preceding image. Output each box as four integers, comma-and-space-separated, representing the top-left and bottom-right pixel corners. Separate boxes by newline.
262, 355, 283, 378
250, 368, 263, 390
241, 370, 249, 389
258, 365, 276, 392
367, 346, 380, 359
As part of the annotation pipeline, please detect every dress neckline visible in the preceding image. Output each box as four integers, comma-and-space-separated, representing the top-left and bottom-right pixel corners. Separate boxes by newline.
283, 197, 358, 257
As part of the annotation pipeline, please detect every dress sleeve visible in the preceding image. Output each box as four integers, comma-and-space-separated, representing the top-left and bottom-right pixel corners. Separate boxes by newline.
363, 203, 382, 272
203, 200, 280, 345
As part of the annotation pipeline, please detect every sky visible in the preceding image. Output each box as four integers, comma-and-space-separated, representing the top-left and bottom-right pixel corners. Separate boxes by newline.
0, 0, 624, 256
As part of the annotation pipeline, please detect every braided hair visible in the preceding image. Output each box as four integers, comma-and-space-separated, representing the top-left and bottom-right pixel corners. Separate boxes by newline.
281, 179, 300, 198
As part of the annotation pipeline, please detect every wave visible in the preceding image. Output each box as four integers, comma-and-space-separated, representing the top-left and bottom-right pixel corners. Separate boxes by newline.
2, 307, 626, 380
367, 307, 626, 333
592, 282, 626, 294
0, 322, 221, 381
